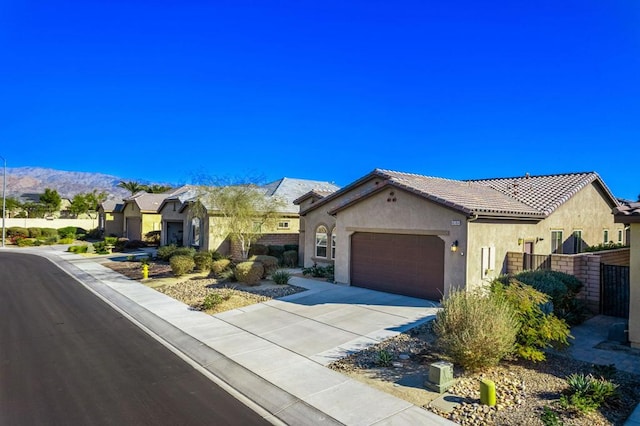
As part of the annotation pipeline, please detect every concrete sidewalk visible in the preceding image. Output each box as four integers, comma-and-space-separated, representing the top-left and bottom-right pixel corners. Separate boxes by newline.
27, 247, 454, 426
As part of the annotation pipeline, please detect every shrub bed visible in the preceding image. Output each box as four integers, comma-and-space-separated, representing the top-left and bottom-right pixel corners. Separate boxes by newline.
234, 261, 264, 286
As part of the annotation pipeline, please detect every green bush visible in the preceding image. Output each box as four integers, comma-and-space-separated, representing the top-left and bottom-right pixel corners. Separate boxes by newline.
7, 227, 29, 238
194, 251, 213, 271
173, 247, 196, 258
507, 270, 587, 325
271, 269, 291, 285
85, 227, 103, 239
585, 242, 626, 252
92, 241, 109, 254
41, 228, 58, 239
559, 373, 618, 414
16, 238, 35, 247
42, 236, 58, 245
57, 226, 77, 240
492, 279, 571, 361
28, 228, 43, 238
284, 244, 299, 252
201, 293, 224, 310
234, 261, 264, 286
170, 255, 195, 276
104, 236, 118, 246
211, 258, 232, 275
267, 245, 285, 261
433, 288, 519, 372
144, 230, 161, 245
248, 243, 269, 256
157, 244, 177, 261
249, 255, 279, 278
68, 245, 89, 254
302, 263, 334, 280
58, 237, 75, 244
376, 349, 393, 367
282, 250, 298, 267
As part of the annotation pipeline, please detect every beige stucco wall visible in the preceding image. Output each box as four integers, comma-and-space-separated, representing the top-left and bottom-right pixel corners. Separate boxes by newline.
466, 183, 623, 289
4, 217, 99, 230
141, 213, 161, 239
630, 223, 640, 348
534, 183, 624, 253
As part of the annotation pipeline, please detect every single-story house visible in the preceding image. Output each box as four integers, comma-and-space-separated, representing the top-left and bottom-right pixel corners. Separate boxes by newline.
613, 201, 640, 348
160, 178, 339, 258
98, 200, 124, 237
296, 169, 623, 301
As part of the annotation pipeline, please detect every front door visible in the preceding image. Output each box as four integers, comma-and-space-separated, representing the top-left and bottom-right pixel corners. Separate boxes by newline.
523, 241, 534, 270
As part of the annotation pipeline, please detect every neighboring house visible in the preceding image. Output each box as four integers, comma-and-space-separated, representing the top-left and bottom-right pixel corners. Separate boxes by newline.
98, 200, 124, 237
296, 169, 623, 301
162, 178, 339, 258
613, 201, 640, 348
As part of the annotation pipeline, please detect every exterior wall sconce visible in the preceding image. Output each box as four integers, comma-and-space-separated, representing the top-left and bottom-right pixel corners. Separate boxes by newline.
518, 238, 524, 245
450, 240, 459, 252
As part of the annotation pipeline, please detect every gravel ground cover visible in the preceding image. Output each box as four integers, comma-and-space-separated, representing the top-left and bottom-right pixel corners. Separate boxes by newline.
329, 322, 640, 426
102, 260, 307, 313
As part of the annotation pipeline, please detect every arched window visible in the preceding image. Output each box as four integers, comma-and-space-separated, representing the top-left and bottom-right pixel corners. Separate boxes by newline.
331, 227, 336, 259
315, 225, 328, 258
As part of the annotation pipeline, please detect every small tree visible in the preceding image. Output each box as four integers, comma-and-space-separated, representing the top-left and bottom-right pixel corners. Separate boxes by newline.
40, 188, 62, 214
197, 182, 285, 260
68, 190, 108, 218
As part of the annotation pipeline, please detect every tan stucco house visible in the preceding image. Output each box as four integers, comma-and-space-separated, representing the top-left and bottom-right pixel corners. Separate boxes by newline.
614, 201, 639, 348
98, 200, 124, 237
296, 169, 623, 301
160, 178, 339, 258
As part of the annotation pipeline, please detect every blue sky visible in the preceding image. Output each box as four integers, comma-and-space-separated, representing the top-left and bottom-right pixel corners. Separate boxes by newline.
1, 1, 638, 200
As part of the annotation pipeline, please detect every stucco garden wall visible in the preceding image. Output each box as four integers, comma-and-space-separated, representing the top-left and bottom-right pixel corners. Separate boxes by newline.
4, 217, 98, 230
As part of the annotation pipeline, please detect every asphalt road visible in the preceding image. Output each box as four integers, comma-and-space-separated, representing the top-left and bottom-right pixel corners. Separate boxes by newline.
0, 252, 272, 426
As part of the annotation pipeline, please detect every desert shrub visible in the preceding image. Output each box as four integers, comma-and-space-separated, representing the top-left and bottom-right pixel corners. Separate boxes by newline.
210, 250, 223, 261
144, 230, 161, 245
170, 255, 195, 276
376, 349, 393, 367
302, 263, 334, 280
28, 228, 43, 238
284, 244, 299, 252
104, 236, 118, 246
267, 245, 285, 261
282, 250, 298, 267
234, 261, 264, 286
492, 279, 571, 361
68, 245, 89, 254
559, 373, 618, 414
41, 228, 58, 239
92, 241, 109, 254
16, 238, 35, 247
271, 269, 291, 285
433, 288, 519, 372
58, 237, 75, 244
157, 244, 177, 261
585, 242, 626, 252
211, 258, 232, 275
172, 247, 196, 258
201, 293, 223, 310
42, 236, 58, 245
508, 270, 587, 325
540, 406, 563, 426
249, 255, 279, 277
85, 227, 103, 239
248, 243, 269, 256
7, 227, 29, 239
57, 226, 77, 240
124, 239, 146, 249
193, 251, 213, 271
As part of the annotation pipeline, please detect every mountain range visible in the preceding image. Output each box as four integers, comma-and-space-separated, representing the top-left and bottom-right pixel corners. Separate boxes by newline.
3, 167, 146, 200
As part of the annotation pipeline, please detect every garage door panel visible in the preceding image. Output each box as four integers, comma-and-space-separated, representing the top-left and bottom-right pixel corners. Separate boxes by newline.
351, 233, 444, 300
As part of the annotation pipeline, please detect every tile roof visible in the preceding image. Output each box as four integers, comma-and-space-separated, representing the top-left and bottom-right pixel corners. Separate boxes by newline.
614, 201, 640, 222
347, 169, 542, 217
469, 172, 619, 215
100, 200, 124, 213
310, 169, 620, 219
263, 177, 340, 213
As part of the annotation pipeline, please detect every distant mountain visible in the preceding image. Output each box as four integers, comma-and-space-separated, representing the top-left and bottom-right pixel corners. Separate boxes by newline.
4, 167, 137, 200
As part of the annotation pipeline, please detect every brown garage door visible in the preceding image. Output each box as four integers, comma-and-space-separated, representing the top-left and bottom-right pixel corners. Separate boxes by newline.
351, 233, 444, 300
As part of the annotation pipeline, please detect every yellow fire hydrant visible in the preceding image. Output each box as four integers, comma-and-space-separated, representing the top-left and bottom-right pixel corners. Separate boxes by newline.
142, 264, 149, 280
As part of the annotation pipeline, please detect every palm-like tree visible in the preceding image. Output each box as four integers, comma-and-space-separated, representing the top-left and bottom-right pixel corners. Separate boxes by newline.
145, 184, 173, 194
117, 181, 146, 195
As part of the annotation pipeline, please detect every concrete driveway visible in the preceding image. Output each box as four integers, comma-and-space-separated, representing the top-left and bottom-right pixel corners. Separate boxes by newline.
214, 276, 440, 365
